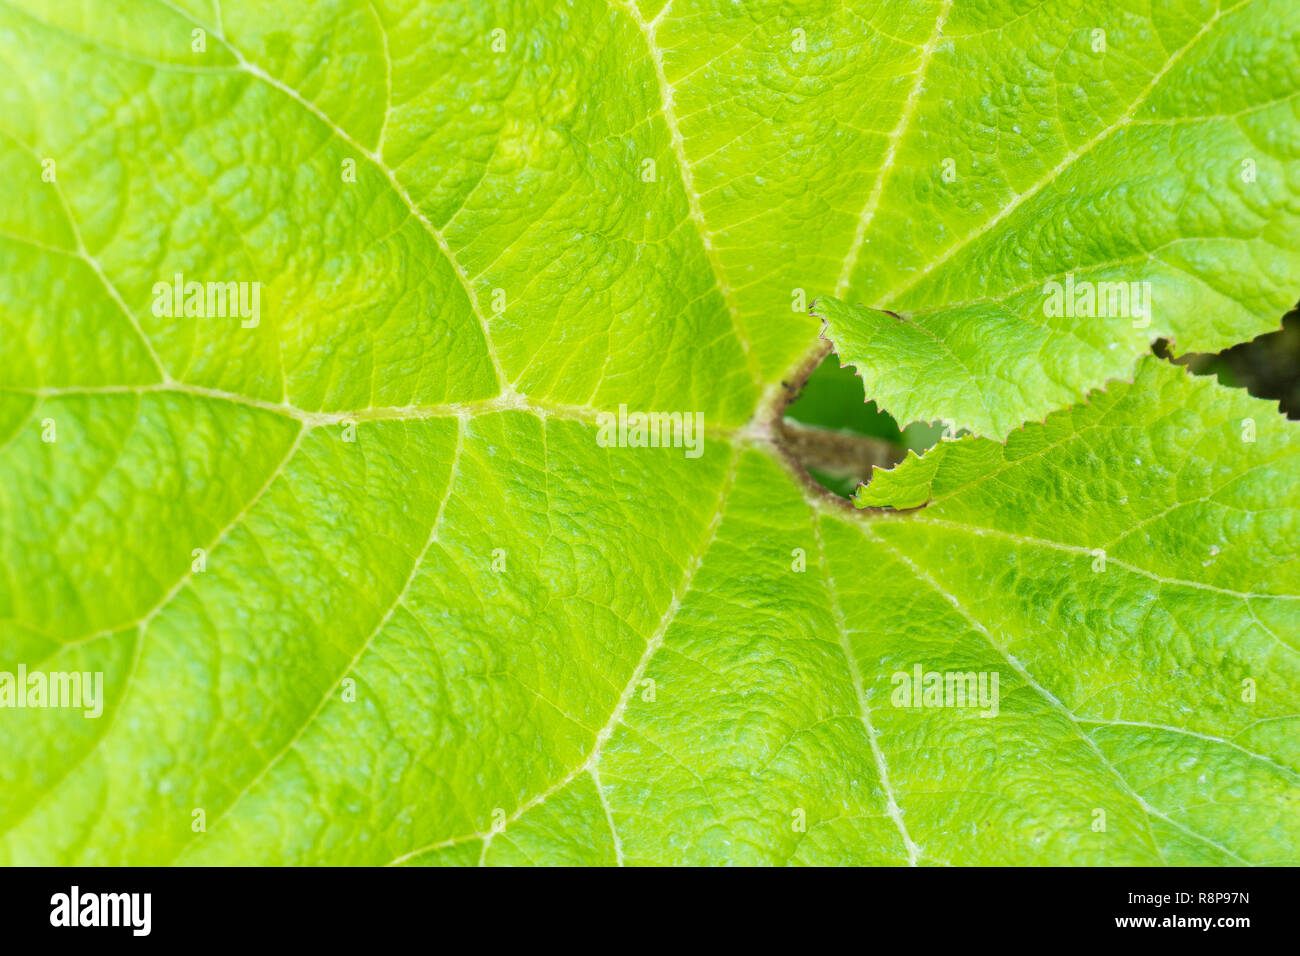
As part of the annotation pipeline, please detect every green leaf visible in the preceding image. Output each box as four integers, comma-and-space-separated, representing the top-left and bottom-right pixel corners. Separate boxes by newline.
1, 0, 1297, 866
856, 447, 943, 510
817, 0, 1300, 437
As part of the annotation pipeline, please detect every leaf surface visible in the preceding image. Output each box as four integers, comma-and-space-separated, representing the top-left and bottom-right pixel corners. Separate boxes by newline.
0, 0, 1297, 865
819, 0, 1300, 435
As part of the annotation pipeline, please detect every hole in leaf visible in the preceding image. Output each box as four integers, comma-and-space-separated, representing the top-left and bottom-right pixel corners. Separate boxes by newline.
1153, 303, 1300, 419
785, 302, 1300, 501
781, 352, 944, 499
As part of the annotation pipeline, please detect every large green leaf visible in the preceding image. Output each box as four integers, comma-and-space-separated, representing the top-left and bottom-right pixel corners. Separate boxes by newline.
1, 0, 1297, 865
817, 0, 1300, 436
